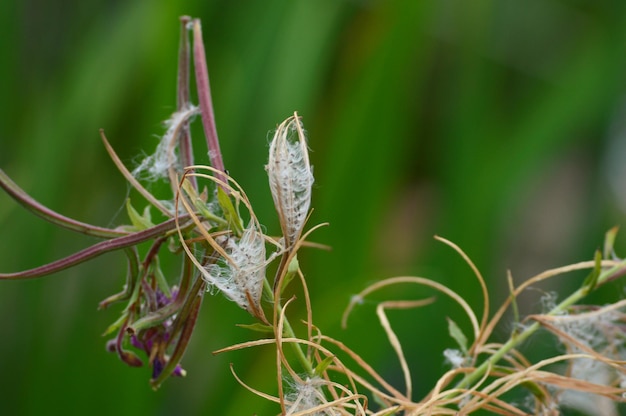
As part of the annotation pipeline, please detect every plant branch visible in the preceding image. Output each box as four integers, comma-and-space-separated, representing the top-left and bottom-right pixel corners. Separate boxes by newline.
0, 168, 126, 238
454, 259, 626, 393
0, 215, 192, 280
176, 15, 197, 190
191, 19, 226, 181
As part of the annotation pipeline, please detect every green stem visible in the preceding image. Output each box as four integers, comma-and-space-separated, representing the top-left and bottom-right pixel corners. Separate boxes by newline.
455, 260, 626, 392
262, 278, 314, 375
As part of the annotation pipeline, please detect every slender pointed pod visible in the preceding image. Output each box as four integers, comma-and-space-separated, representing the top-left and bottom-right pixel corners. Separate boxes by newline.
266, 112, 314, 250
191, 18, 226, 182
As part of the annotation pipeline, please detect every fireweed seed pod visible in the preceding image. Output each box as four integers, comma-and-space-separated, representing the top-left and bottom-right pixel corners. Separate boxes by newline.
267, 113, 314, 250
133, 105, 199, 180
204, 222, 267, 317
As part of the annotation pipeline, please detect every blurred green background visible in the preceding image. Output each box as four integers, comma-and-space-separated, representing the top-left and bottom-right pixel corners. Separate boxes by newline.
2, 0, 626, 414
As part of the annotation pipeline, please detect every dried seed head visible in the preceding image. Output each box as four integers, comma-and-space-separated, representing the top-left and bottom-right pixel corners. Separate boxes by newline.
285, 377, 333, 415
203, 222, 267, 315
267, 112, 314, 249
443, 348, 467, 368
133, 105, 199, 180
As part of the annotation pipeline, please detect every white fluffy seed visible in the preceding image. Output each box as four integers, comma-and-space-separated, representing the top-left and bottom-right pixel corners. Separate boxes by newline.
267, 113, 314, 249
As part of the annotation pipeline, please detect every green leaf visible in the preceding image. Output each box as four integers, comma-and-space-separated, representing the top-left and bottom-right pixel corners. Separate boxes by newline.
217, 187, 243, 236
126, 199, 154, 230
236, 323, 274, 334
582, 249, 602, 293
288, 256, 299, 274
152, 259, 172, 298
313, 355, 335, 377
280, 255, 300, 295
180, 179, 224, 228
447, 317, 468, 354
102, 312, 128, 336
372, 394, 394, 412
604, 226, 619, 259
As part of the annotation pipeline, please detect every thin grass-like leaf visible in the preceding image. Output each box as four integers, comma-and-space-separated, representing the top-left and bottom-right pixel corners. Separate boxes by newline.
100, 130, 171, 216
377, 299, 436, 399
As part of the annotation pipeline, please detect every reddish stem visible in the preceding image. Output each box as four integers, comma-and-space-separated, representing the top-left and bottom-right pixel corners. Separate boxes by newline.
177, 16, 196, 189
0, 215, 191, 280
192, 19, 226, 180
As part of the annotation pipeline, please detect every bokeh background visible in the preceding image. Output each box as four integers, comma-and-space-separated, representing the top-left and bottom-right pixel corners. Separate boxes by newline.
2, 0, 626, 414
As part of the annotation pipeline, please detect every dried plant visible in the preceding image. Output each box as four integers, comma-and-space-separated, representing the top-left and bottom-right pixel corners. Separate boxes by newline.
3, 16, 626, 415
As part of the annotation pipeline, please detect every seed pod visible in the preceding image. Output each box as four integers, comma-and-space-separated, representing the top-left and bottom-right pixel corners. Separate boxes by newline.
133, 105, 199, 180
267, 113, 314, 249
204, 223, 266, 317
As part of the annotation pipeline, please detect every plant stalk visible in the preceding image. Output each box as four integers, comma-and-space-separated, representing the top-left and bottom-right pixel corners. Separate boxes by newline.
454, 260, 626, 392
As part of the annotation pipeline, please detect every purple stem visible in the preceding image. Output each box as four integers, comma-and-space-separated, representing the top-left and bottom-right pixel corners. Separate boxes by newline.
177, 16, 192, 109
0, 168, 126, 239
0, 215, 191, 280
177, 16, 196, 189
192, 19, 226, 180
